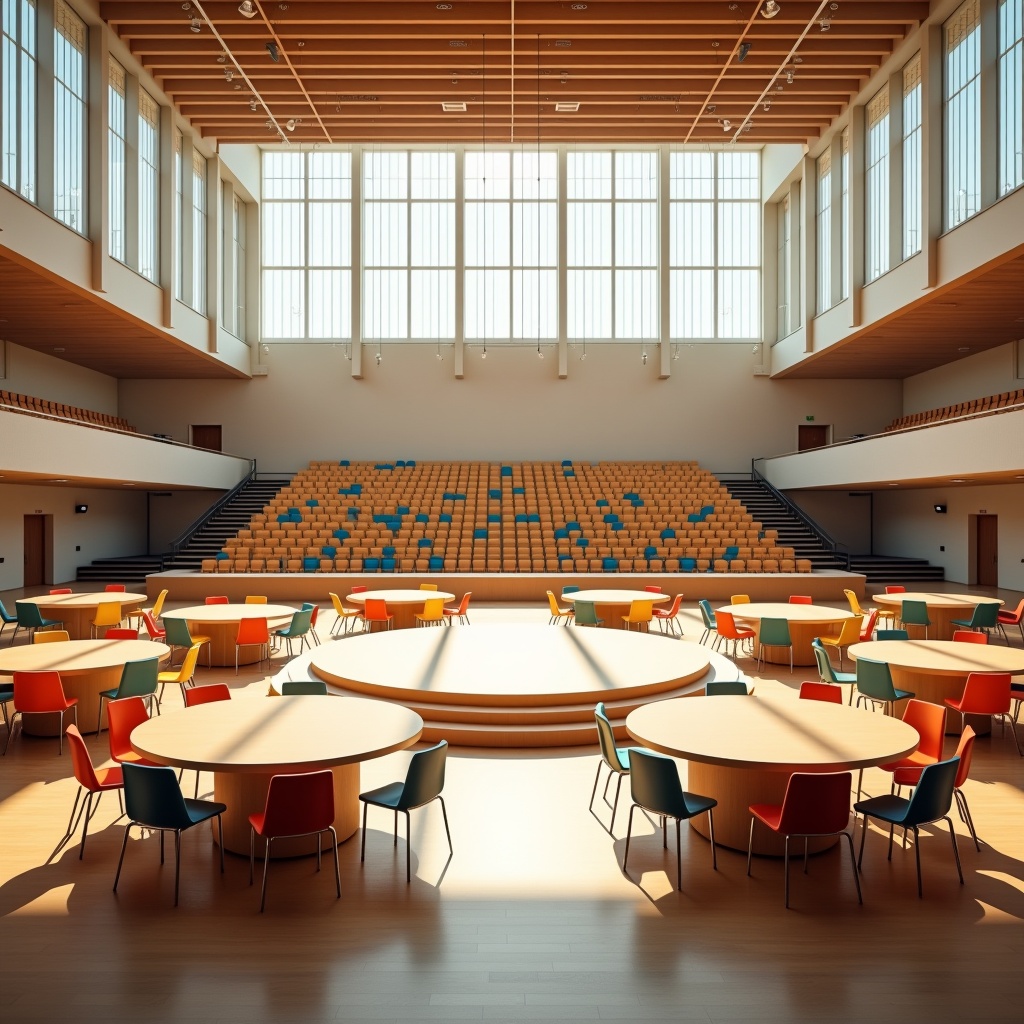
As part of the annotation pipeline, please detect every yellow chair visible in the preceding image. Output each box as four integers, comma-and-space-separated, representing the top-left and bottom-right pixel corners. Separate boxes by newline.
245, 595, 268, 604
415, 598, 446, 626
731, 594, 751, 605
33, 630, 71, 644
818, 616, 863, 672
419, 584, 438, 591
328, 592, 362, 636
90, 602, 123, 638
130, 588, 168, 629
843, 589, 871, 617
546, 591, 574, 625
621, 600, 654, 632
157, 642, 204, 704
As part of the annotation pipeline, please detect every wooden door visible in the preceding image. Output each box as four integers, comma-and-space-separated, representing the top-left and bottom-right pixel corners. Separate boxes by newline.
23, 514, 46, 587
190, 424, 222, 452
797, 424, 830, 451
976, 515, 998, 587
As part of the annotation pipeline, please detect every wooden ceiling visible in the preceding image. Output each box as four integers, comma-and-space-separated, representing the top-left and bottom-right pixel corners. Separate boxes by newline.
100, 0, 927, 145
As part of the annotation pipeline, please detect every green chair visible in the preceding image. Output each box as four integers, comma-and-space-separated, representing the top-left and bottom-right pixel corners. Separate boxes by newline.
697, 599, 717, 646
622, 749, 717, 892
12, 602, 63, 645
113, 762, 226, 907
705, 680, 750, 696
812, 638, 855, 700
875, 629, 909, 640
97, 657, 161, 734
853, 657, 914, 715
898, 600, 931, 639
573, 601, 604, 627
0, 598, 18, 646
162, 617, 212, 667
757, 617, 793, 672
360, 740, 452, 883
280, 680, 328, 695
274, 608, 314, 657
589, 702, 634, 833
950, 602, 999, 635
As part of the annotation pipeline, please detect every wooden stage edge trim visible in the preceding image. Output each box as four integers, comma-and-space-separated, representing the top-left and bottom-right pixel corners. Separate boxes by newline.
148, 570, 865, 605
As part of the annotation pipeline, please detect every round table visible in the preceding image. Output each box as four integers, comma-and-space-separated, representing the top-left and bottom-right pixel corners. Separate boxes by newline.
626, 694, 919, 856
0, 638, 171, 735
563, 589, 670, 628
163, 604, 296, 666
848, 639, 1024, 733
131, 695, 423, 856
722, 602, 857, 666
16, 592, 147, 640
344, 590, 455, 631
871, 592, 1003, 641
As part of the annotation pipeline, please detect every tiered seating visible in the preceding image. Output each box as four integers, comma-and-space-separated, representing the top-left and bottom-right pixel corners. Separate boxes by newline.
885, 389, 1024, 432
0, 389, 136, 432
203, 461, 810, 574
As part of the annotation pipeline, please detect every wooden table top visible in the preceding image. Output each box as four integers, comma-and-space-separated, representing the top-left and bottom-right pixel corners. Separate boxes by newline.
0, 638, 171, 675
721, 602, 856, 623
871, 592, 1003, 610
848, 639, 1024, 676
166, 603, 297, 623
626, 693, 919, 772
309, 624, 713, 704
344, 590, 455, 605
563, 590, 671, 604
131, 695, 423, 774
17, 592, 146, 611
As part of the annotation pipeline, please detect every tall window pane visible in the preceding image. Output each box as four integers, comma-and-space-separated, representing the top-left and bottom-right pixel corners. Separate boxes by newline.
778, 197, 791, 335
840, 129, 850, 300
999, 0, 1023, 195
865, 87, 890, 282
902, 54, 922, 259
191, 150, 206, 314
2, 0, 37, 202
174, 130, 182, 300
945, 0, 981, 229
107, 57, 125, 261
53, 0, 85, 233
138, 89, 159, 281
816, 150, 831, 314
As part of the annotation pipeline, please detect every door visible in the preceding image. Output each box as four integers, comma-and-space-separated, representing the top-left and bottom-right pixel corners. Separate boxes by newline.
23, 514, 47, 587
797, 424, 830, 451
976, 514, 998, 587
190, 425, 222, 452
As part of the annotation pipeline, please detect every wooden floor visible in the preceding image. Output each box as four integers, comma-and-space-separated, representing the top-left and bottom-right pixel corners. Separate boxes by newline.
1, 588, 1023, 1023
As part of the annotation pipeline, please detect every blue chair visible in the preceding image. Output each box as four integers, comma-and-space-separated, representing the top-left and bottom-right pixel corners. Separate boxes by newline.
439, 513, 452, 523
561, 460, 572, 467
622, 749, 717, 891
381, 558, 397, 572
602, 558, 618, 572
418, 538, 433, 548
382, 546, 396, 557
950, 602, 1000, 635
899, 600, 932, 639
0, 598, 18, 645
576, 538, 589, 549
415, 513, 429, 523
97, 657, 161, 734
364, 557, 380, 571
660, 528, 676, 540
12, 602, 64, 645
590, 703, 634, 833
332, 529, 349, 541
705, 681, 750, 696
500, 466, 512, 477
812, 638, 855, 698
273, 608, 314, 657
722, 545, 740, 563
488, 513, 501, 523
561, 585, 581, 595
596, 498, 609, 507
875, 629, 909, 640
853, 657, 914, 715
321, 545, 337, 558
302, 557, 319, 572
489, 489, 501, 499
113, 763, 226, 906
679, 558, 697, 573
855, 756, 963, 898
698, 600, 717, 646
428, 556, 444, 571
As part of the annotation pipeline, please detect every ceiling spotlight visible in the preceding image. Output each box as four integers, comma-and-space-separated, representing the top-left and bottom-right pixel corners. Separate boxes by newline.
763, 99, 771, 111
819, 17, 830, 30
721, 118, 733, 132
761, 1, 781, 17
249, 97, 257, 111
285, 118, 298, 131
189, 16, 201, 32
266, 41, 280, 62
217, 53, 227, 63
238, 0, 257, 17
224, 69, 234, 81
786, 69, 794, 84
737, 42, 751, 62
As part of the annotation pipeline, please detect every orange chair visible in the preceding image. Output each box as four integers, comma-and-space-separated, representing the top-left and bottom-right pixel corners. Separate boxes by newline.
3, 672, 78, 756
183, 683, 231, 708
996, 597, 1024, 644
50, 589, 73, 595
880, 699, 946, 780
799, 681, 843, 704
643, 586, 663, 593
858, 609, 878, 642
361, 598, 393, 633
952, 630, 987, 644
62, 724, 124, 859
442, 592, 472, 625
105, 585, 127, 592
746, 772, 861, 908
235, 617, 270, 674
713, 609, 755, 658
248, 770, 341, 912
205, 595, 229, 605
945, 673, 1021, 756
788, 595, 813, 605
107, 696, 161, 767
104, 628, 139, 640
652, 594, 685, 637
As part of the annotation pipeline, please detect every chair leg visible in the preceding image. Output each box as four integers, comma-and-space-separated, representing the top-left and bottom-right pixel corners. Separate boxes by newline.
404, 809, 412, 883
622, 804, 637, 875
857, 813, 867, 869
944, 814, 964, 888
707, 808, 717, 870
250, 826, 256, 884
437, 796, 453, 860
260, 836, 273, 912
359, 800, 369, 862
783, 835, 791, 908
611, 774, 624, 832
746, 817, 756, 876
675, 817, 682, 891
173, 830, 182, 907
954, 789, 981, 851
840, 830, 863, 904
329, 826, 341, 897
113, 822, 133, 892
588, 760, 605, 817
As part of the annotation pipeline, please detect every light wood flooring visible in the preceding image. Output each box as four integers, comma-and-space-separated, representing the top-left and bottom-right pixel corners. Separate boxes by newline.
1, 587, 1022, 1023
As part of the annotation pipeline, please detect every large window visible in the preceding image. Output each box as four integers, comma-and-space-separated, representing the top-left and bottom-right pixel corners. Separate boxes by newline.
945, 0, 981, 229
190, 149, 206, 314
999, 0, 1023, 195
138, 89, 159, 281
839, 129, 850, 300
262, 150, 352, 339
816, 150, 831, 314
173, 129, 182, 299
53, 0, 85, 232
363, 150, 455, 340
902, 55, 922, 259
1, 0, 36, 202
670, 151, 760, 339
865, 87, 890, 282
224, 192, 245, 337
107, 57, 125, 261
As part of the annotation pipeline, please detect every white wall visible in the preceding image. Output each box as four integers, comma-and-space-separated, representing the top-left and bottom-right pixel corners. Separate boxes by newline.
786, 489, 874, 556
1, 342, 118, 414
118, 343, 902, 472
904, 342, 1024, 414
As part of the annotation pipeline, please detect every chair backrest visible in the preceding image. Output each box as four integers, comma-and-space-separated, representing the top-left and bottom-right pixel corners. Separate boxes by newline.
280, 680, 328, 695
812, 639, 839, 684
705, 681, 749, 696
245, 595, 268, 604
236, 616, 269, 644
952, 630, 987, 644
662, 594, 684, 617
966, 602, 1000, 628
33, 630, 70, 644
171, 642, 203, 683
50, 588, 73, 595
105, 584, 127, 592
900, 600, 930, 626
284, 607, 314, 636
205, 596, 229, 605
901, 699, 946, 763
456, 592, 472, 614
16, 603, 48, 628
364, 599, 389, 620
731, 594, 750, 604
183, 683, 232, 707
66, 724, 104, 790
885, 586, 906, 594
698, 599, 716, 629
107, 696, 151, 761
151, 589, 168, 619
789, 595, 813, 604
643, 586, 662, 593
759, 617, 791, 645
855, 658, 898, 701
715, 608, 741, 639
875, 629, 909, 640
594, 702, 626, 771
903, 757, 960, 826
397, 740, 448, 809
832, 617, 863, 646
419, 584, 438, 591
546, 591, 564, 616
953, 726, 977, 788
421, 598, 444, 620
329, 592, 345, 616
0, 598, 16, 623
959, 672, 1011, 715
843, 588, 864, 615
121, 762, 194, 830
1002, 597, 1024, 622
141, 610, 166, 639
351, 585, 368, 594
799, 681, 843, 703
162, 617, 195, 647
573, 600, 601, 625
116, 658, 160, 699
13, 671, 68, 713
105, 628, 139, 640
626, 600, 654, 621
628, 748, 684, 815
777, 772, 854, 836
561, 585, 580, 595
92, 602, 122, 627
260, 770, 336, 836
860, 609, 879, 640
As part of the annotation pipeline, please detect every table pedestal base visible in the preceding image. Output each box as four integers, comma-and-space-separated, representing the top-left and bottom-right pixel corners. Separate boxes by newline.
212, 763, 360, 857
686, 761, 839, 857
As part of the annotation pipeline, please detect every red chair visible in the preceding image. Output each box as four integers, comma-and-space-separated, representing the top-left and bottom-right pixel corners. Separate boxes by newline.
746, 772, 861, 908
788, 595, 813, 605
643, 585, 663, 593
235, 617, 270, 674
105, 585, 127, 592
107, 696, 161, 767
713, 609, 755, 658
442, 592, 472, 625
361, 598, 393, 633
183, 683, 231, 708
307, 603, 322, 645
945, 673, 1021, 756
880, 699, 946, 780
893, 726, 980, 850
996, 597, 1024, 644
3, 672, 78, 756
879, 585, 906, 627
885, 586, 906, 593
652, 594, 685, 637
63, 724, 124, 859
205, 595, 229, 605
141, 610, 167, 642
858, 609, 878, 642
50, 588, 73, 595
104, 628, 139, 640
952, 630, 987, 644
248, 770, 342, 912
799, 681, 843, 704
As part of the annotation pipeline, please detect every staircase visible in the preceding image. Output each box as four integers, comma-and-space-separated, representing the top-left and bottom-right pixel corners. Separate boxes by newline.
846, 555, 945, 585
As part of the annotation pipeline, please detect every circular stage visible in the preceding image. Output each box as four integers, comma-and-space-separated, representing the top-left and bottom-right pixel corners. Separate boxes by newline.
287, 624, 741, 747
